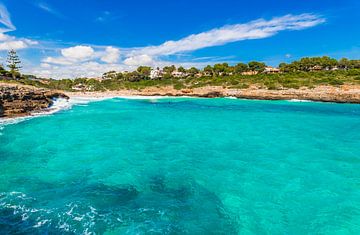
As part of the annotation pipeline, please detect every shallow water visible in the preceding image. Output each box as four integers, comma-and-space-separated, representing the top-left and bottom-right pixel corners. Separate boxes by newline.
1, 97, 360, 234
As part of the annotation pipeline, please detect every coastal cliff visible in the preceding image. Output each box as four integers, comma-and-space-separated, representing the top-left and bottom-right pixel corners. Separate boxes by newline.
0, 83, 68, 118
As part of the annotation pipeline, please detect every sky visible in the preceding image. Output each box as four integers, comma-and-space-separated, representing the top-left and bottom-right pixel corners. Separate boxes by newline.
0, 0, 359, 79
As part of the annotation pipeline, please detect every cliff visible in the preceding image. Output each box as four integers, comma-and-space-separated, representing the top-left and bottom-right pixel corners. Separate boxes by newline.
0, 83, 68, 118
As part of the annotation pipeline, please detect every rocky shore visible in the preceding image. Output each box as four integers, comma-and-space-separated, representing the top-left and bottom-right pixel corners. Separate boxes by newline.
0, 83, 68, 118
66, 85, 360, 104
1, 83, 359, 119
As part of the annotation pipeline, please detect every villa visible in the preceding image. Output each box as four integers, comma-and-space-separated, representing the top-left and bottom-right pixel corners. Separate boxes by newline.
264, 66, 281, 74
309, 65, 323, 71
241, 71, 258, 75
150, 68, 164, 79
171, 70, 187, 78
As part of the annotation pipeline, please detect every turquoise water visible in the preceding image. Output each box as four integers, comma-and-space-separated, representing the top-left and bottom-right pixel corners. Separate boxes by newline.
1, 97, 360, 234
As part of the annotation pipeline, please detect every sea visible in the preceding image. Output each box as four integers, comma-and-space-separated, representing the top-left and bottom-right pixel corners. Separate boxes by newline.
1, 97, 360, 234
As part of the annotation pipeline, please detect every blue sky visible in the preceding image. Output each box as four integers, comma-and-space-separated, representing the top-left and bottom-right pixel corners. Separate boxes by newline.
0, 0, 359, 78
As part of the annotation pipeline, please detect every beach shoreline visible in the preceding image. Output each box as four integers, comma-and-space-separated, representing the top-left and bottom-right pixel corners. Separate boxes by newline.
65, 85, 360, 104
1, 83, 360, 120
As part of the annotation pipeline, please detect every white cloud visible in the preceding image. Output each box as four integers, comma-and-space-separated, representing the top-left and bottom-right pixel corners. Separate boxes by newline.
0, 4, 38, 51
44, 45, 119, 65
124, 54, 154, 66
40, 63, 51, 68
43, 56, 74, 65
61, 45, 95, 60
101, 46, 120, 63
0, 3, 15, 33
0, 40, 27, 50
36, 2, 65, 19
0, 33, 11, 41
131, 13, 325, 56
95, 11, 111, 22
33, 13, 325, 79
30, 61, 127, 79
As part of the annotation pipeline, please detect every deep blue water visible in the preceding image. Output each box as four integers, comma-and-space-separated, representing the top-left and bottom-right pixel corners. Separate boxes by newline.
1, 97, 360, 234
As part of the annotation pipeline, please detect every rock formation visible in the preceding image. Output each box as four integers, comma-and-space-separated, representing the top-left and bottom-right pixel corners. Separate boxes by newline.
0, 83, 68, 117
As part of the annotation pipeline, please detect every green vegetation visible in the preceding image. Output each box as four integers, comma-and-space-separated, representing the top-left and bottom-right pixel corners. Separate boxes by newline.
6, 49, 22, 79
7, 69, 359, 92
1, 54, 360, 91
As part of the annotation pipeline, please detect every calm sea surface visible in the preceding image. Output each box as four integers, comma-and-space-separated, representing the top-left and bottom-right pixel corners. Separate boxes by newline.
1, 97, 360, 234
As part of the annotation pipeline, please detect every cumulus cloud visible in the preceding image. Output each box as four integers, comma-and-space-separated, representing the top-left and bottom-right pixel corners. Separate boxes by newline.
44, 45, 120, 65
30, 61, 127, 79
0, 40, 27, 50
44, 45, 96, 65
124, 54, 154, 66
43, 56, 75, 65
101, 46, 120, 63
131, 13, 325, 56
61, 45, 95, 60
33, 13, 325, 79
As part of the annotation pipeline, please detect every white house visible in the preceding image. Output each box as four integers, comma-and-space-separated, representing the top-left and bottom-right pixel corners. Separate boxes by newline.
171, 70, 187, 78
150, 68, 164, 79
264, 66, 280, 74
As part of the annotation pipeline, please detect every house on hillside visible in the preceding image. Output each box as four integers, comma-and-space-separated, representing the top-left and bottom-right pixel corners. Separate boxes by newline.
203, 71, 212, 77
264, 66, 280, 74
195, 72, 203, 78
241, 71, 258, 75
150, 68, 164, 79
309, 65, 323, 71
72, 83, 86, 91
171, 70, 187, 78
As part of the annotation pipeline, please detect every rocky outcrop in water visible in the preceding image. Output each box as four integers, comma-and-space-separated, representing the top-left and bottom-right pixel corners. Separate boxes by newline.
0, 83, 69, 118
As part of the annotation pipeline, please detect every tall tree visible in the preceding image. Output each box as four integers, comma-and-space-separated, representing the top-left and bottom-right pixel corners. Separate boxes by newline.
234, 63, 248, 74
163, 65, 176, 74
7, 49, 22, 79
137, 66, 151, 77
248, 61, 266, 72
177, 66, 186, 73
203, 65, 213, 76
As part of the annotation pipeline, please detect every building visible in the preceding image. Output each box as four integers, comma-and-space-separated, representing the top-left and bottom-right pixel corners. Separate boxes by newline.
71, 83, 94, 91
72, 83, 86, 91
309, 65, 323, 71
203, 71, 212, 77
195, 72, 203, 78
264, 66, 281, 74
171, 70, 187, 78
150, 68, 164, 79
241, 71, 258, 75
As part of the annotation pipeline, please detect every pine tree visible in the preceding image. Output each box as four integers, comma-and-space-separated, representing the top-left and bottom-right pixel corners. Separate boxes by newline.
7, 49, 22, 79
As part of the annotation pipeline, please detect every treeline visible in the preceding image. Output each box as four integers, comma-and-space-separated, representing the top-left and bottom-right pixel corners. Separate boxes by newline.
279, 57, 360, 72
2, 56, 360, 91
101, 56, 360, 81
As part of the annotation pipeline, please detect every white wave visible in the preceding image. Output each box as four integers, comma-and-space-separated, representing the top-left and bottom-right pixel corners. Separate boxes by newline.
0, 95, 196, 129
0, 97, 108, 128
288, 99, 313, 103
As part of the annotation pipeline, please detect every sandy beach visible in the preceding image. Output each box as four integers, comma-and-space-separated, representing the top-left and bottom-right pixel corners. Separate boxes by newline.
65, 85, 360, 103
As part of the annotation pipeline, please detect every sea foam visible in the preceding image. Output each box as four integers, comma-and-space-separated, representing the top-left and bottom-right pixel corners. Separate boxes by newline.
0, 97, 102, 128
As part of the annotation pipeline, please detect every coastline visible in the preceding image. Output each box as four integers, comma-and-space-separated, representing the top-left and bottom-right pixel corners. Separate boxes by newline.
1, 84, 360, 123
65, 85, 360, 104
